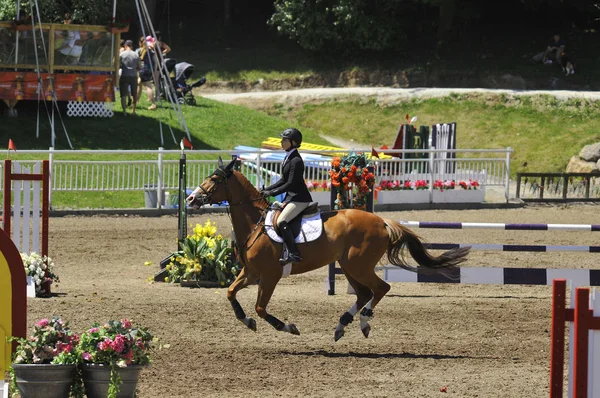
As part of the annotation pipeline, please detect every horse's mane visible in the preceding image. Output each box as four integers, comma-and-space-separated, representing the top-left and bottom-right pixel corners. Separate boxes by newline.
232, 170, 268, 209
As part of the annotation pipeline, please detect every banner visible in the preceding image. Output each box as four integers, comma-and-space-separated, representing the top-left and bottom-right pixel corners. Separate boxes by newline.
0, 72, 115, 102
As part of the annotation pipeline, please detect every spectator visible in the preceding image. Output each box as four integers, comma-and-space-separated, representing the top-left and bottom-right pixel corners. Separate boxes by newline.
154, 31, 171, 56
63, 13, 72, 24
532, 33, 566, 65
137, 36, 158, 110
119, 40, 140, 116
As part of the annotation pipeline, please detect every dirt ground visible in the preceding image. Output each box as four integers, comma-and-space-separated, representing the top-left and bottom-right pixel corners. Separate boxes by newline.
24, 204, 600, 397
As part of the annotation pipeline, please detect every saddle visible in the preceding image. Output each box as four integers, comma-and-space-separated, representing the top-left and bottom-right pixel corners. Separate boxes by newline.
265, 202, 322, 243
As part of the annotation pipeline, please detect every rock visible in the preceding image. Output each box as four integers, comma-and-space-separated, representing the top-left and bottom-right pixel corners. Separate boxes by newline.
566, 156, 599, 173
579, 143, 600, 162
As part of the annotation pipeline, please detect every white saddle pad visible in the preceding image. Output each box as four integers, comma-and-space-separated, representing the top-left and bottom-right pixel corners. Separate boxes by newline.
265, 210, 323, 243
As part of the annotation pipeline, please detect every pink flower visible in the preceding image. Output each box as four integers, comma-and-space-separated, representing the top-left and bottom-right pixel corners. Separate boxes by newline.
82, 352, 92, 361
111, 335, 126, 353
36, 319, 49, 328
98, 338, 113, 351
88, 327, 100, 334
120, 319, 132, 329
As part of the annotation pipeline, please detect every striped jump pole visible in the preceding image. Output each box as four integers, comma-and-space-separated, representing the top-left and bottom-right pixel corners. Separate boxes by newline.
424, 243, 600, 253
550, 279, 600, 398
400, 221, 600, 232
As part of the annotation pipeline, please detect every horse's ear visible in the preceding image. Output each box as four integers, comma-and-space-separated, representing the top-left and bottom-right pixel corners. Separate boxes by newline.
218, 156, 224, 168
225, 155, 237, 171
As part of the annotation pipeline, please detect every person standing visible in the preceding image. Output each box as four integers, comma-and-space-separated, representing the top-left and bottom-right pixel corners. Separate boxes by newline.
260, 128, 313, 265
137, 37, 158, 110
119, 40, 140, 116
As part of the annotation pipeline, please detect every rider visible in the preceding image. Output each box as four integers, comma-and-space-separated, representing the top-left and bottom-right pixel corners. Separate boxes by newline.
260, 128, 312, 265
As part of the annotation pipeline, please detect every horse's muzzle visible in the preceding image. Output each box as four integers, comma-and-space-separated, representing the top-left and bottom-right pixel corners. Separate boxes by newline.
186, 187, 206, 208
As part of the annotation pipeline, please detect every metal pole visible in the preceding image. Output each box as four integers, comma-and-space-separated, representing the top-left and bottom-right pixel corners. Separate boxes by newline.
177, 150, 187, 247
157, 147, 163, 209
505, 147, 512, 202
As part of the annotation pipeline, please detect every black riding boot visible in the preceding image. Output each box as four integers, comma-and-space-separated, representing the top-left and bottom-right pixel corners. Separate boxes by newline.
279, 222, 302, 265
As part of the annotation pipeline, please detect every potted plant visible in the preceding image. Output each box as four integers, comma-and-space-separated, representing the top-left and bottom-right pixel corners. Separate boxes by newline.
432, 179, 485, 203
21, 252, 59, 297
106, 20, 130, 34
78, 318, 153, 398
376, 179, 430, 204
10, 317, 80, 398
164, 220, 242, 287
329, 153, 375, 210
306, 180, 331, 205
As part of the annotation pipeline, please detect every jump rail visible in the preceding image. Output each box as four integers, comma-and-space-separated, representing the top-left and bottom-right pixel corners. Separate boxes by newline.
328, 221, 600, 295
400, 221, 600, 231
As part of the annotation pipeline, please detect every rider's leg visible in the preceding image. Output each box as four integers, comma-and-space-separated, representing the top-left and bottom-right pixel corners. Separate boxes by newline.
276, 202, 310, 264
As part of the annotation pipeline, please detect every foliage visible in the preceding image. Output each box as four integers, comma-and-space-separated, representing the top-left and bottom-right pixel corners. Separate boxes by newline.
306, 180, 330, 191
329, 153, 375, 210
21, 252, 58, 296
165, 220, 241, 286
269, 0, 411, 51
11, 317, 79, 365
378, 180, 429, 190
78, 319, 153, 398
0, 0, 135, 24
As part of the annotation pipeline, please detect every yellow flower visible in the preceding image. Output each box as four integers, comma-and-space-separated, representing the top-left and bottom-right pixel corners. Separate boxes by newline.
164, 277, 169, 282
144, 261, 152, 266
205, 238, 215, 248
216, 234, 223, 241
206, 252, 215, 260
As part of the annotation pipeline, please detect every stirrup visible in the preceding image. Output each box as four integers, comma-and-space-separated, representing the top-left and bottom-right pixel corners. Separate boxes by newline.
279, 253, 302, 265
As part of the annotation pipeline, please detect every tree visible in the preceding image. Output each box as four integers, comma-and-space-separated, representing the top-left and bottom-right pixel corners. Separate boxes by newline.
0, 0, 135, 25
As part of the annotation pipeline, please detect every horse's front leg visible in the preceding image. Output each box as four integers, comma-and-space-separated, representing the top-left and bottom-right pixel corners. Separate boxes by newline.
228, 267, 258, 331
255, 275, 300, 336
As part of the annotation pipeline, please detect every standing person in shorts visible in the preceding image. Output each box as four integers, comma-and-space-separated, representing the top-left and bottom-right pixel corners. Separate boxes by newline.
119, 40, 140, 116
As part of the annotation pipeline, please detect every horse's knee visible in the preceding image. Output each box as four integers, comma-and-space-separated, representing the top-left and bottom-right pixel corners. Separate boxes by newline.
255, 306, 268, 318
226, 288, 236, 301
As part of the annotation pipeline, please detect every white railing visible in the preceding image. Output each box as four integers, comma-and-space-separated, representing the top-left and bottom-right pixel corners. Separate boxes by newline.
0, 147, 513, 207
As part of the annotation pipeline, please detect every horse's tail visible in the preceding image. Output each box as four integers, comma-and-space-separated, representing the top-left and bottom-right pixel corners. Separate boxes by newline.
383, 219, 470, 280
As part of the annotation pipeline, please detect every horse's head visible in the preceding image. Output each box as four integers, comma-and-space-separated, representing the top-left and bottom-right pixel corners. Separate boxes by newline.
186, 156, 237, 208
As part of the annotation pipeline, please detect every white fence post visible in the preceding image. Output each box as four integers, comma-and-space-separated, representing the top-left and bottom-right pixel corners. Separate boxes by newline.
157, 147, 164, 209
505, 147, 512, 202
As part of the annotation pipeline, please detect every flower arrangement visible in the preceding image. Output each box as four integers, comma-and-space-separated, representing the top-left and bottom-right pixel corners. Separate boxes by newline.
378, 180, 429, 191
433, 179, 481, 191
78, 318, 153, 397
165, 220, 241, 286
12, 317, 79, 365
329, 153, 375, 210
21, 252, 58, 296
10, 317, 81, 398
306, 180, 330, 191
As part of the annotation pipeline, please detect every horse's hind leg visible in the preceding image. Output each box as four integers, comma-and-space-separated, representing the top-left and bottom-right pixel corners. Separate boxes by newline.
357, 274, 391, 338
228, 267, 258, 331
255, 275, 300, 336
334, 272, 373, 342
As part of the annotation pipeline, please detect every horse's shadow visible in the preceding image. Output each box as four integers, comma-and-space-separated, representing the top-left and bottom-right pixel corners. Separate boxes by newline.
278, 349, 490, 360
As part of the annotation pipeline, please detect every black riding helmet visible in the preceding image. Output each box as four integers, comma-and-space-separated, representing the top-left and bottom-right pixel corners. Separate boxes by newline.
280, 128, 302, 148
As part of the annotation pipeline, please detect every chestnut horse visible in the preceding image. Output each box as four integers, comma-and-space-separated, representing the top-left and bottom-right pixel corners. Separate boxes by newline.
188, 157, 470, 341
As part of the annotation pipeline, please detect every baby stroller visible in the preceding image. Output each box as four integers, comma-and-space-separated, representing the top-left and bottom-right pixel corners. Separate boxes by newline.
162, 59, 206, 106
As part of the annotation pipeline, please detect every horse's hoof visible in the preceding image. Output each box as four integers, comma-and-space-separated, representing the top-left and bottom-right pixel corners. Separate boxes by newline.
334, 329, 345, 342
288, 324, 300, 336
247, 318, 257, 332
361, 324, 371, 338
